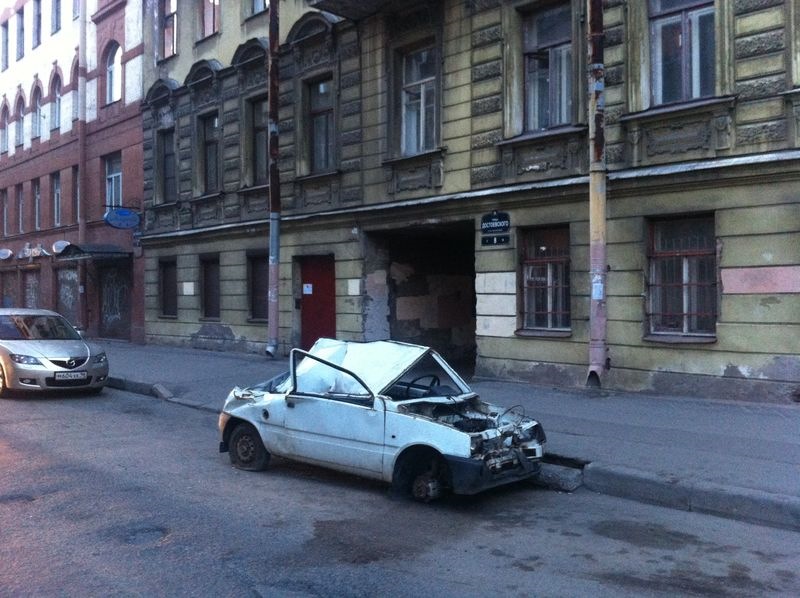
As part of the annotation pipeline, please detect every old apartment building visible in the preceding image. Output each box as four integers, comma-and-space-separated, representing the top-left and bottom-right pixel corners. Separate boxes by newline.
0, 0, 144, 340
141, 0, 799, 403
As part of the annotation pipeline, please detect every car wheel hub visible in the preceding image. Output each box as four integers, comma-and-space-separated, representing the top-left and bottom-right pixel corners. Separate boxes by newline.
235, 435, 257, 462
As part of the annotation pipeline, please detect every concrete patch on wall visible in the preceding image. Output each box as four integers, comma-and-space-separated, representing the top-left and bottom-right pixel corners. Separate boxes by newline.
190, 323, 249, 353
721, 266, 800, 294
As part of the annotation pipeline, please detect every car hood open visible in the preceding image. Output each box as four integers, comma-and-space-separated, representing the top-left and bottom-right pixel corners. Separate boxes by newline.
278, 338, 467, 396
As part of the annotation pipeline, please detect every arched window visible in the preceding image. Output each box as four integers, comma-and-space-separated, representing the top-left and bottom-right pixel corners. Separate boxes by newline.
71, 62, 79, 120
51, 76, 61, 130
0, 107, 8, 152
14, 99, 24, 146
31, 88, 42, 138
106, 43, 122, 104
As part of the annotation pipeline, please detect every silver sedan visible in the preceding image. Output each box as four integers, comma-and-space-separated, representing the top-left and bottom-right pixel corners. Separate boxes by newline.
0, 308, 109, 396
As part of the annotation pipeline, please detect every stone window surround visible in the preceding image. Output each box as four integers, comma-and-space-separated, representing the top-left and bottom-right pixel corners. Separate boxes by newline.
626, 0, 733, 114
502, 0, 586, 141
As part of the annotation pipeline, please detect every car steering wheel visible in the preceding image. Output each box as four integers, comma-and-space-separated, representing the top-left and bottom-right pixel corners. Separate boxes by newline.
405, 374, 441, 399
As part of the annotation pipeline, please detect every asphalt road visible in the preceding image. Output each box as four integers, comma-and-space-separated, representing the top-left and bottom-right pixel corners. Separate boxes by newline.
1, 388, 799, 597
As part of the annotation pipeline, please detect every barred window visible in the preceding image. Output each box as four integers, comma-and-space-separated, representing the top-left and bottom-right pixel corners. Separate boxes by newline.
159, 259, 178, 317
200, 255, 220, 319
521, 227, 571, 330
648, 216, 716, 335
248, 252, 268, 320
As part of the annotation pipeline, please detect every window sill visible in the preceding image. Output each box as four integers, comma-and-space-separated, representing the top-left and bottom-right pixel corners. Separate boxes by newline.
620, 96, 736, 124
497, 125, 587, 148
382, 147, 446, 167
240, 182, 269, 194
199, 317, 221, 323
195, 31, 221, 47
192, 191, 224, 202
515, 328, 572, 339
157, 54, 178, 66
158, 315, 177, 320
247, 317, 268, 324
244, 9, 268, 24
643, 334, 716, 345
295, 170, 340, 184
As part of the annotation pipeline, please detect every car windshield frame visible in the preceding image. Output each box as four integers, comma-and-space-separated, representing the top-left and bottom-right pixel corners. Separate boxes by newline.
0, 314, 82, 341
274, 339, 473, 401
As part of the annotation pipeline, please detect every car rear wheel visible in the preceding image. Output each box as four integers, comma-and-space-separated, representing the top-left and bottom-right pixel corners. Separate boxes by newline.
229, 422, 270, 471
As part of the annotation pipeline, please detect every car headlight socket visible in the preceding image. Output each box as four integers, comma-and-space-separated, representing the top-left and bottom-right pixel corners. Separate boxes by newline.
10, 354, 42, 366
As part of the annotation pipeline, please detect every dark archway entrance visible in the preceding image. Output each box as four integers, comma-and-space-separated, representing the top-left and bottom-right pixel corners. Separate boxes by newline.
366, 221, 476, 374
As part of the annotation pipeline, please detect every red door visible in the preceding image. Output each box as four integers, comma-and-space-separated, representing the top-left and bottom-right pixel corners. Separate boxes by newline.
300, 255, 336, 350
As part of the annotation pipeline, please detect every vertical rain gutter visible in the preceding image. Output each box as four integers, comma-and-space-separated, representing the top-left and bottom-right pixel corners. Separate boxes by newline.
586, 0, 608, 387
77, 0, 88, 329
265, 0, 281, 357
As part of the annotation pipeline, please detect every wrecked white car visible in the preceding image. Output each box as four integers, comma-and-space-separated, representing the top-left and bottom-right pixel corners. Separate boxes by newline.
218, 338, 546, 501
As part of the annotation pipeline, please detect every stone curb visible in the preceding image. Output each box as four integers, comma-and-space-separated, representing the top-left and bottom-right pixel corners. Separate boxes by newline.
583, 462, 800, 532
109, 376, 800, 532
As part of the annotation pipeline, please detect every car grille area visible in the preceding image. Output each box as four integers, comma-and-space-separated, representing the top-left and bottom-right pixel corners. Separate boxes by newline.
45, 376, 95, 387
48, 357, 89, 369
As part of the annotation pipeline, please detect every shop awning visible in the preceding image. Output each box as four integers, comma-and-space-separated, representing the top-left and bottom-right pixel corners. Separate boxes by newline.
56, 243, 130, 261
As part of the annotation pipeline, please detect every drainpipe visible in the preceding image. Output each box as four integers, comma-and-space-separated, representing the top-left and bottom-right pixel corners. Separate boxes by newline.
77, 0, 88, 331
586, 0, 608, 387
265, 0, 281, 357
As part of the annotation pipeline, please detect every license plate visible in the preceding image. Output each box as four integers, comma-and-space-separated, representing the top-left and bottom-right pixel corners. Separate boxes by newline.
55, 371, 88, 380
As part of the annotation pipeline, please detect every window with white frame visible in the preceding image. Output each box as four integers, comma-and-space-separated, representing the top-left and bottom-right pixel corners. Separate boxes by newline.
650, 0, 715, 105
201, 0, 220, 39
16, 184, 23, 233
0, 108, 8, 152
104, 152, 122, 209
52, 0, 62, 33
308, 78, 334, 173
52, 171, 61, 225
33, 178, 40, 230
520, 227, 571, 330
71, 165, 79, 222
648, 216, 717, 336
157, 129, 176, 203
524, 4, 573, 130
14, 100, 23, 146
200, 112, 219, 193
32, 89, 42, 138
16, 8, 23, 60
160, 0, 177, 59
250, 98, 268, 184
33, 0, 41, 48
1, 189, 6, 236
1, 22, 8, 70
106, 43, 122, 104
401, 45, 437, 155
251, 0, 268, 16
71, 65, 79, 120
51, 77, 61, 130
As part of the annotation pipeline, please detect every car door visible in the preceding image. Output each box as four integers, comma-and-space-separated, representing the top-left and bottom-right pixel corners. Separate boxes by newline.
283, 359, 385, 476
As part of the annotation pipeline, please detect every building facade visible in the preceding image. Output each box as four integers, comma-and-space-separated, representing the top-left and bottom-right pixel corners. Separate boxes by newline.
139, 1, 307, 351
0, 0, 144, 340
142, 0, 799, 403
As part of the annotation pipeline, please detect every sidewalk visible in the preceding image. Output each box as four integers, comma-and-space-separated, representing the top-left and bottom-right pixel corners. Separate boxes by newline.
102, 340, 800, 532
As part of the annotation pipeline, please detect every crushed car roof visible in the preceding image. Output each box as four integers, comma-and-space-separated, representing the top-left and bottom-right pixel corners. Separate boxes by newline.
302, 338, 429, 394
